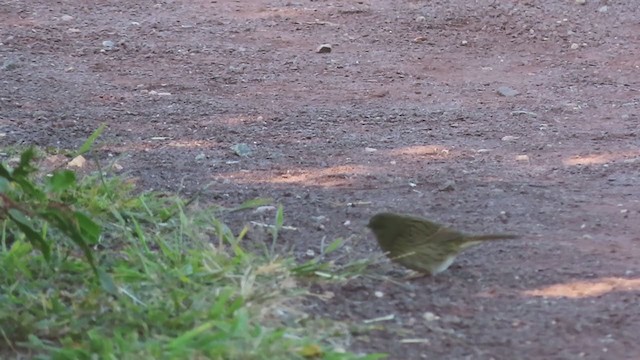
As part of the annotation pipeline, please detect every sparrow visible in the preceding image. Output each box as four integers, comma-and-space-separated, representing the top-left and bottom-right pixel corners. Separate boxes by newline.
367, 212, 519, 275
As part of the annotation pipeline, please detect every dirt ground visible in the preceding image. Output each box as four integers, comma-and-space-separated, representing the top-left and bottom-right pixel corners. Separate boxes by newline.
2, 0, 640, 358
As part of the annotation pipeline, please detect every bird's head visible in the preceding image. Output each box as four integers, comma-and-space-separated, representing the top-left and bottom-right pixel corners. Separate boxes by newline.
367, 213, 405, 246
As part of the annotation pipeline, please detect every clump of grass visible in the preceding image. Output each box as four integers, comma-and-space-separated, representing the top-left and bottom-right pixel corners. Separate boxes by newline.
0, 133, 385, 359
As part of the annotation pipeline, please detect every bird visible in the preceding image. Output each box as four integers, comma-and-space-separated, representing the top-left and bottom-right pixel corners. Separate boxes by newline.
367, 212, 519, 275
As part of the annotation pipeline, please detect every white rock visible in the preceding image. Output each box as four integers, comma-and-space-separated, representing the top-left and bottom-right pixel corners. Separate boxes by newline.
254, 205, 276, 214
423, 312, 440, 321
67, 155, 86, 168
497, 86, 519, 97
316, 44, 332, 53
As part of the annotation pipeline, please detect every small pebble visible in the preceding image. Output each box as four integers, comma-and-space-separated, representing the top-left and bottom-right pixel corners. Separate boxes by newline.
231, 143, 252, 157
575, 0, 586, 4
497, 86, 519, 97
316, 44, 332, 53
68, 155, 87, 168
570, 43, 580, 50
438, 180, 455, 192
423, 312, 440, 321
311, 215, 327, 223
1, 59, 18, 71
102, 40, 115, 49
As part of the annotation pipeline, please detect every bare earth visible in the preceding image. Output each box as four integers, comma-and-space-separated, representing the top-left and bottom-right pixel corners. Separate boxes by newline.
2, 0, 639, 358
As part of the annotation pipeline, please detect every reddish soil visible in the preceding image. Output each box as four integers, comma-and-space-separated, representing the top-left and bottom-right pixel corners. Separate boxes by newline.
2, 0, 639, 358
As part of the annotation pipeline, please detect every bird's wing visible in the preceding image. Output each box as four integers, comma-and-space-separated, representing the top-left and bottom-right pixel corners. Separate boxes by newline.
407, 216, 442, 234
401, 217, 442, 247
428, 226, 465, 244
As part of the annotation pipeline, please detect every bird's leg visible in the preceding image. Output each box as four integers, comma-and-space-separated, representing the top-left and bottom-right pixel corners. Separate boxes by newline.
402, 270, 430, 281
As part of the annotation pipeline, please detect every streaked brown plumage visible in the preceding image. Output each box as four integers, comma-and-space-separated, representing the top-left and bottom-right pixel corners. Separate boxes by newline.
367, 212, 519, 275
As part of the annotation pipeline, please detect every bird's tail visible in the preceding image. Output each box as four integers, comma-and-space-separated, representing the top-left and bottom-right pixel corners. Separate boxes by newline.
460, 234, 519, 250
467, 234, 520, 241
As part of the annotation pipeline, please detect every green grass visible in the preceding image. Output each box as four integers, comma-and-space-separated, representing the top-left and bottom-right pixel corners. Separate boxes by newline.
0, 146, 385, 359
